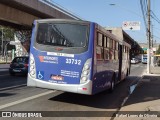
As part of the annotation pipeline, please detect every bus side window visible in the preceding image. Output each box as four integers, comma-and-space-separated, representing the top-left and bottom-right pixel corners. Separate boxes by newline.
104, 36, 109, 60
107, 37, 110, 48
109, 39, 114, 60
114, 41, 118, 60
97, 33, 103, 46
96, 32, 104, 60
104, 37, 107, 48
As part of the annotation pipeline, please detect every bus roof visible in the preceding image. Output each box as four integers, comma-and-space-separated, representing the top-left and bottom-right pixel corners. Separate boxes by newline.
34, 19, 90, 24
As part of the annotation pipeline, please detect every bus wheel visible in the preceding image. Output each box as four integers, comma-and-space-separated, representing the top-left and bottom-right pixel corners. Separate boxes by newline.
109, 75, 115, 93
126, 69, 129, 76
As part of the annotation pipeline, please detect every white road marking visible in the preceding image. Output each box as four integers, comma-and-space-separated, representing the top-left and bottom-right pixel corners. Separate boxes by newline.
121, 96, 129, 107
0, 90, 56, 110
0, 84, 26, 91
121, 65, 146, 108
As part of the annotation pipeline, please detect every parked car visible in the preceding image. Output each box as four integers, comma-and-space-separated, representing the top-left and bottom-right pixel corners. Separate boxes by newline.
131, 58, 139, 64
9, 56, 29, 75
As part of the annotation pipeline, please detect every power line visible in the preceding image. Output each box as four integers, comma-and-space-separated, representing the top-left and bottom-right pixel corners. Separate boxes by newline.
151, 10, 160, 24
140, 0, 148, 32
153, 35, 160, 40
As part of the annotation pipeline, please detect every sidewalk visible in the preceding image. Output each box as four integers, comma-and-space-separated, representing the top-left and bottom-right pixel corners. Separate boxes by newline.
114, 74, 160, 120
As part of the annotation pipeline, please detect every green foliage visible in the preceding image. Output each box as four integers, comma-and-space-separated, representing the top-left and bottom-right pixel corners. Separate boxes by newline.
4, 28, 15, 40
0, 26, 15, 41
156, 44, 160, 54
0, 26, 31, 42
15, 30, 31, 42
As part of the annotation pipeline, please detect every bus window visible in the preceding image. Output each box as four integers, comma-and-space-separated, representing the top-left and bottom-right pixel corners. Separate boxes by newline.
96, 32, 104, 60
37, 23, 48, 44
115, 50, 118, 60
36, 23, 88, 47
116, 42, 119, 50
109, 49, 114, 60
107, 37, 110, 48
97, 33, 103, 46
104, 48, 109, 60
113, 40, 115, 50
96, 47, 103, 60
109, 39, 113, 49
104, 36, 107, 48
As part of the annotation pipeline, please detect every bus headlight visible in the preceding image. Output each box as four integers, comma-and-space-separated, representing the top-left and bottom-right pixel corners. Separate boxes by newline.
83, 70, 89, 75
30, 65, 34, 70
29, 53, 36, 78
80, 58, 92, 84
84, 65, 90, 70
30, 71, 35, 75
30, 59, 34, 64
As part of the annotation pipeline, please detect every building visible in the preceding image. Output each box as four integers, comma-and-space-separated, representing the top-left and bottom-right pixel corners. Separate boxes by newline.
139, 42, 160, 54
105, 27, 143, 57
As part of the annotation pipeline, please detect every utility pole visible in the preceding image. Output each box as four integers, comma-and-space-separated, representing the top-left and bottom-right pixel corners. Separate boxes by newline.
151, 24, 154, 48
1, 28, 4, 56
147, 0, 151, 74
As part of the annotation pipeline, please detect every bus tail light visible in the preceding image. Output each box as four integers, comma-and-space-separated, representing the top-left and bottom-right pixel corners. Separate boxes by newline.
82, 88, 87, 90
29, 53, 36, 78
80, 58, 92, 84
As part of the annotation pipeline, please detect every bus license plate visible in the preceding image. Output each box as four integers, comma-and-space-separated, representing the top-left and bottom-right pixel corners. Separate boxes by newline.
51, 75, 63, 80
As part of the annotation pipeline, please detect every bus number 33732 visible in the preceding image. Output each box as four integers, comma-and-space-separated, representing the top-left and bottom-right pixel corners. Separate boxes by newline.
66, 58, 81, 65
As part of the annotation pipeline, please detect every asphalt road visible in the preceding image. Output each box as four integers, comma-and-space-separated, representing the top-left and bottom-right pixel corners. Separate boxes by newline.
0, 63, 147, 120
0, 73, 26, 89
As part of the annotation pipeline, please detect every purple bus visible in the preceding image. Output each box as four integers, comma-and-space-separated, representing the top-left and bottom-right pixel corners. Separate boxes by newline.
27, 19, 131, 95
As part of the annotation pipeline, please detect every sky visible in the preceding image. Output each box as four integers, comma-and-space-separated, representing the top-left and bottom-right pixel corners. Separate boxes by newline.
52, 0, 160, 44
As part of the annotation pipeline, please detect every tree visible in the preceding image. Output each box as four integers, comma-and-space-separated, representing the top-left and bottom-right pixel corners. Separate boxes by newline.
0, 26, 15, 41
15, 30, 31, 43
15, 30, 31, 52
0, 26, 15, 55
156, 44, 160, 54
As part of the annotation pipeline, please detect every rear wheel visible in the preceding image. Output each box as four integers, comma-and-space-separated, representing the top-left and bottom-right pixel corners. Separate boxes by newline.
126, 69, 129, 76
109, 75, 115, 93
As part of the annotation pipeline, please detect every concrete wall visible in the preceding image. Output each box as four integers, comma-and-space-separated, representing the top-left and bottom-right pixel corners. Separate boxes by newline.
0, 3, 39, 27
105, 27, 123, 42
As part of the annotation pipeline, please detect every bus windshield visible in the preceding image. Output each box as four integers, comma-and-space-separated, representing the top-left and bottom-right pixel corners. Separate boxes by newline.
36, 23, 88, 48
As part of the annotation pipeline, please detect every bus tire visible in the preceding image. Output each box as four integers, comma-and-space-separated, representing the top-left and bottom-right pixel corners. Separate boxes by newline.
126, 69, 129, 76
109, 75, 115, 93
